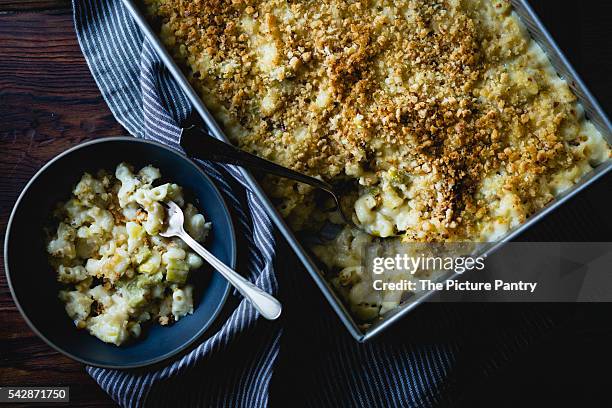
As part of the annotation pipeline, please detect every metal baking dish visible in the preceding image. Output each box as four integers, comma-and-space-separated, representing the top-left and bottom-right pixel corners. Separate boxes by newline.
121, 0, 612, 342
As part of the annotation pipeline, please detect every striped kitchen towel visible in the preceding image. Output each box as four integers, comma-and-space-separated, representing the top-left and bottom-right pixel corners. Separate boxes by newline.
73, 0, 282, 406
72, 0, 567, 406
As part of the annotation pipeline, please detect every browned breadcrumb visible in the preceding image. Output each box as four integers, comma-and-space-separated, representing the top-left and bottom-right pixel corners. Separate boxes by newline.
145, 0, 609, 240
94, 301, 105, 315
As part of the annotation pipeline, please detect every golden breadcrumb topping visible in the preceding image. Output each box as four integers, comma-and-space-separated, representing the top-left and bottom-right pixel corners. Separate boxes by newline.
145, 0, 610, 241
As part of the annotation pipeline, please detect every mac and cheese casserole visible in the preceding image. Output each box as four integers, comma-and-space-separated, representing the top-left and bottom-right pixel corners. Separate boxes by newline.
145, 0, 611, 321
47, 163, 210, 345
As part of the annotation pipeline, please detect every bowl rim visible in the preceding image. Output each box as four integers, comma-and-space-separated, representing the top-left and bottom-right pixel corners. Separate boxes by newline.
4, 136, 237, 369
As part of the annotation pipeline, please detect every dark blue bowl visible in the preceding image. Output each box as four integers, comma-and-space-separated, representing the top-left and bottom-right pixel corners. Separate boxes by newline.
4, 137, 235, 368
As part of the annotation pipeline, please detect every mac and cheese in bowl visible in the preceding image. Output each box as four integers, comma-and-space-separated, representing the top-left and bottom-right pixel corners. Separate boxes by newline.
47, 163, 210, 346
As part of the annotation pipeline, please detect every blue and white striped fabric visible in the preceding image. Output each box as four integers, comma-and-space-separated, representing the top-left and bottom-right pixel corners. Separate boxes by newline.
72, 1, 563, 406
74, 0, 281, 405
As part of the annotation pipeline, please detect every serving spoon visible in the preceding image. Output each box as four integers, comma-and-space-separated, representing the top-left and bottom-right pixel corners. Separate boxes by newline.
160, 200, 282, 320
180, 125, 359, 230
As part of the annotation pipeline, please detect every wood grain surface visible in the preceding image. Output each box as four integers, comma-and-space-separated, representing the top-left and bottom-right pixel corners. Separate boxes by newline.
0, 1, 610, 407
0, 3, 121, 407
0, 0, 70, 11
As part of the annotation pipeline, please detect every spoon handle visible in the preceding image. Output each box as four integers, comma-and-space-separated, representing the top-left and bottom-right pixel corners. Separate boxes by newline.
180, 125, 334, 193
179, 230, 282, 320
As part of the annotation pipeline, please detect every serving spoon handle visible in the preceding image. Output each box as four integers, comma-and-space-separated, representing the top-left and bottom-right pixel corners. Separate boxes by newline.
179, 126, 349, 223
181, 126, 333, 190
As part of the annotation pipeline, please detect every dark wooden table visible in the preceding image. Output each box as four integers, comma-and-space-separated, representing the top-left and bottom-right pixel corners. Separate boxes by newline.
0, 1, 610, 407
0, 0, 121, 406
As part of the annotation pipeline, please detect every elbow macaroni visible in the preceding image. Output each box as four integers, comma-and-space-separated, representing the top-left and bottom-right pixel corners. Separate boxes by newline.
48, 163, 210, 345
146, 0, 611, 323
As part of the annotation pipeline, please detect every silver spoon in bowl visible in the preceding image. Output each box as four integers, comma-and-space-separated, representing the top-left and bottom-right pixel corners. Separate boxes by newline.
159, 200, 282, 320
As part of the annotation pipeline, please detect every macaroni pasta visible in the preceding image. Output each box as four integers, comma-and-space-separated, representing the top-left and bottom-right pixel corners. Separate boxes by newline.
144, 0, 611, 323
47, 163, 210, 345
